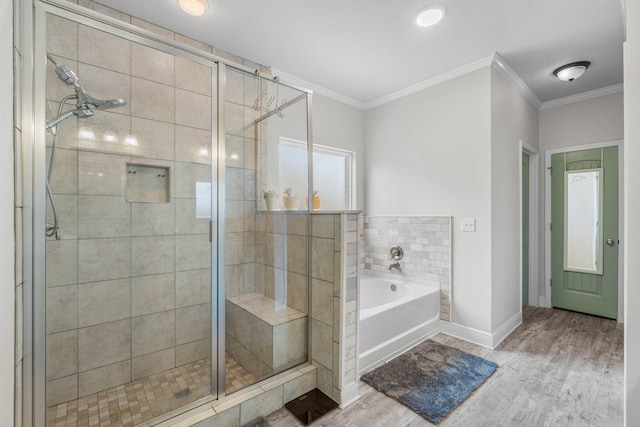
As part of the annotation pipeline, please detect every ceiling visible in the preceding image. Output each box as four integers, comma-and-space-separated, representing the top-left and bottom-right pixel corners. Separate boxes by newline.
94, 0, 625, 107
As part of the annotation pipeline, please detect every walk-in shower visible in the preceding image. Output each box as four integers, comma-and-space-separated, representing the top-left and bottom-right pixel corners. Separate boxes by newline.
32, 3, 313, 426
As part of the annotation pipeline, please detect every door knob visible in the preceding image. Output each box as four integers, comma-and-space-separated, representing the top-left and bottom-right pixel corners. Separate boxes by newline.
606, 238, 616, 246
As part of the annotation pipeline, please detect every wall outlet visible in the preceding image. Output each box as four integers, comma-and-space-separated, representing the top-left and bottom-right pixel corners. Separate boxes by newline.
461, 218, 476, 232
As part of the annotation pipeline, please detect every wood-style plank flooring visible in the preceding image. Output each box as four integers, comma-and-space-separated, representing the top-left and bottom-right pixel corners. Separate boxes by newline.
266, 307, 624, 427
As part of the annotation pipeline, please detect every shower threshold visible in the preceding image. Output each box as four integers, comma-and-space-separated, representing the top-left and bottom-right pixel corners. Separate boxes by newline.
46, 355, 255, 427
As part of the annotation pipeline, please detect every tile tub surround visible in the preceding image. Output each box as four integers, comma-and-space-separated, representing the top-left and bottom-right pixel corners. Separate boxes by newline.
44, 12, 218, 406
363, 216, 452, 322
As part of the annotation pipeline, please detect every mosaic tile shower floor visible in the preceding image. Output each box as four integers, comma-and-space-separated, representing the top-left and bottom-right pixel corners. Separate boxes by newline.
46, 356, 256, 427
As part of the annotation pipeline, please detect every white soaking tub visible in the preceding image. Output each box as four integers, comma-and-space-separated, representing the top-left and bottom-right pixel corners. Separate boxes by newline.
358, 270, 440, 374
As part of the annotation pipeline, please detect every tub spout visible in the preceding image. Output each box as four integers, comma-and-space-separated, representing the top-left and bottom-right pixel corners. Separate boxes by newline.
388, 262, 401, 271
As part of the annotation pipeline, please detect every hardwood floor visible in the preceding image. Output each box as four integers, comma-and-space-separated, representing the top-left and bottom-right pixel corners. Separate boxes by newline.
265, 307, 624, 427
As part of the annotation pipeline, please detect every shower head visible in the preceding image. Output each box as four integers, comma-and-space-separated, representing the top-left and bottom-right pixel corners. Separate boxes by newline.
55, 64, 80, 87
75, 86, 127, 110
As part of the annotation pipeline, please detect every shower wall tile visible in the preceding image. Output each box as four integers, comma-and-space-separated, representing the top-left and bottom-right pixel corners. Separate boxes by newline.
130, 17, 175, 39
225, 135, 244, 168
174, 162, 211, 198
47, 375, 78, 407
131, 236, 175, 276
78, 238, 130, 283
311, 279, 333, 326
78, 195, 130, 238
47, 15, 78, 61
131, 44, 175, 86
78, 279, 130, 327
287, 235, 308, 275
131, 77, 174, 123
225, 167, 245, 200
131, 273, 175, 317
224, 102, 244, 137
45, 194, 78, 241
131, 202, 175, 236
78, 26, 131, 74
132, 348, 176, 381
77, 110, 132, 156
130, 117, 175, 161
244, 138, 257, 170
225, 70, 244, 105
175, 234, 210, 271
175, 56, 212, 96
225, 201, 243, 233
175, 89, 212, 131
78, 151, 127, 196
176, 337, 210, 366
78, 319, 131, 372
311, 237, 334, 282
176, 269, 211, 308
176, 198, 209, 234
46, 285, 78, 333
312, 215, 334, 239
175, 125, 211, 165
78, 0, 131, 23
131, 311, 175, 357
78, 360, 131, 398
176, 303, 211, 345
46, 330, 78, 381
45, 240, 78, 287
287, 272, 308, 314
310, 319, 332, 369
174, 33, 212, 53
49, 148, 78, 194
78, 62, 131, 116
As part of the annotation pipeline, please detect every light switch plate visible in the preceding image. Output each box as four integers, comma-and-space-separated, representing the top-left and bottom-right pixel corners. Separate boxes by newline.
462, 218, 476, 232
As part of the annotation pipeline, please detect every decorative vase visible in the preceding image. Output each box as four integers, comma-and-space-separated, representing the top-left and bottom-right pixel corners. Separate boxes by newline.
283, 195, 297, 210
265, 197, 278, 211
313, 195, 320, 210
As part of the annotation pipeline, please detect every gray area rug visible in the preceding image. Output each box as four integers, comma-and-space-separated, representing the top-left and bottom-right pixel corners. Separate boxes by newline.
361, 340, 497, 424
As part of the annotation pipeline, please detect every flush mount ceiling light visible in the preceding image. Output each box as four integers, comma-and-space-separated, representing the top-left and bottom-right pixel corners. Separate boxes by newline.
415, 5, 446, 27
553, 61, 590, 82
177, 0, 208, 16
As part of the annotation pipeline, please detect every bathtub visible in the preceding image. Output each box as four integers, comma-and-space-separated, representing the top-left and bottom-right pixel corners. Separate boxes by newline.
358, 270, 440, 374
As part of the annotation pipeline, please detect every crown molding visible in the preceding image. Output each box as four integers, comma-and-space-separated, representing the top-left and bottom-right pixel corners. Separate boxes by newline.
539, 83, 624, 110
491, 53, 542, 109
363, 54, 495, 109
271, 68, 366, 109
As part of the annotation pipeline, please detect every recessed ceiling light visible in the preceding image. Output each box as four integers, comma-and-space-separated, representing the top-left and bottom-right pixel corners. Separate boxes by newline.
177, 0, 209, 16
553, 61, 590, 82
415, 5, 446, 27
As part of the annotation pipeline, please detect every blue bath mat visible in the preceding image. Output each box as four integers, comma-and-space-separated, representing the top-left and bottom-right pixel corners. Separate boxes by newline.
360, 340, 497, 424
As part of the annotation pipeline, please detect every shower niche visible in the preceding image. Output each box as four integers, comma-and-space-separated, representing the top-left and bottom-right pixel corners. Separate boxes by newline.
125, 163, 170, 203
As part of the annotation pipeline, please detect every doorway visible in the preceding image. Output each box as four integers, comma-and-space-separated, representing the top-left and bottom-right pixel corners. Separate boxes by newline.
545, 141, 623, 320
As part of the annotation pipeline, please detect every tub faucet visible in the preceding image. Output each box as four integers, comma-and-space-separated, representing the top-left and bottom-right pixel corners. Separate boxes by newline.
388, 262, 401, 271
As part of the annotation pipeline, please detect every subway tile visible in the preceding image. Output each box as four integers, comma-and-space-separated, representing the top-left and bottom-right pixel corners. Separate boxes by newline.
78, 360, 131, 397
78, 279, 130, 327
132, 311, 175, 357
78, 195, 130, 238
78, 25, 130, 74
78, 319, 131, 372
131, 273, 175, 317
131, 77, 174, 123
131, 236, 175, 276
78, 238, 130, 282
131, 43, 175, 86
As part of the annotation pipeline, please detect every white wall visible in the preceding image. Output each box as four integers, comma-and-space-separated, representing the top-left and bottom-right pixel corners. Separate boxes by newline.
538, 92, 624, 302
312, 94, 366, 210
624, 0, 640, 421
1, 0, 15, 423
490, 68, 539, 330
365, 68, 493, 333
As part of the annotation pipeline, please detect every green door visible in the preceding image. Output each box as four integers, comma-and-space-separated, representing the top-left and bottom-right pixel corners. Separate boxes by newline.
522, 153, 529, 306
551, 147, 618, 319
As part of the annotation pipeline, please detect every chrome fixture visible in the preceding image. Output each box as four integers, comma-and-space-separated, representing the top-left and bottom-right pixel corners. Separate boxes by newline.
390, 245, 404, 260
553, 61, 590, 82
45, 56, 127, 239
388, 262, 401, 271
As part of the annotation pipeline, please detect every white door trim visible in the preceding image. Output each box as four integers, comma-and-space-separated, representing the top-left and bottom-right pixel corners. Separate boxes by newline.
544, 140, 624, 321
520, 140, 539, 307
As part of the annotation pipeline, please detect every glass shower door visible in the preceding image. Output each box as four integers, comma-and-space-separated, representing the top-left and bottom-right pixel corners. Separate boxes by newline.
42, 13, 217, 425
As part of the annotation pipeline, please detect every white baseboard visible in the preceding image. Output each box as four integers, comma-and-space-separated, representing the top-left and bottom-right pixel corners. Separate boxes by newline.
440, 311, 522, 350
491, 311, 522, 348
338, 382, 360, 409
439, 321, 493, 349
538, 296, 550, 308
